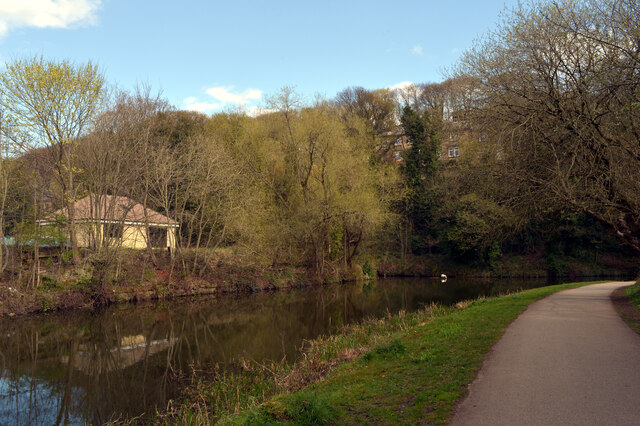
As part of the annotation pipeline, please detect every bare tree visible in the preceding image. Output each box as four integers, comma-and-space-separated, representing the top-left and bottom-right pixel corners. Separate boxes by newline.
454, 0, 640, 251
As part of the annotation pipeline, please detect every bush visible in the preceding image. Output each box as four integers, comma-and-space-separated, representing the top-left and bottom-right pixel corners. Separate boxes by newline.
362, 259, 377, 279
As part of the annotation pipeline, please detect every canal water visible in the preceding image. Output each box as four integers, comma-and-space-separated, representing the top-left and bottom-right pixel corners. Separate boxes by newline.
0, 277, 562, 424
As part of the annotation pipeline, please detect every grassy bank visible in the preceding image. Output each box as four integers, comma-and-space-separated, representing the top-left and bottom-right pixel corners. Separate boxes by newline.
135, 281, 600, 425
625, 282, 640, 309
0, 248, 309, 316
612, 281, 640, 335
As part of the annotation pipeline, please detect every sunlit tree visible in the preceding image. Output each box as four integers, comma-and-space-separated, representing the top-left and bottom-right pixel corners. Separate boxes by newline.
0, 56, 105, 262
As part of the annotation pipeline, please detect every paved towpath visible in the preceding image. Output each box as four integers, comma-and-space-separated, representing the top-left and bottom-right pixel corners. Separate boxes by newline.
450, 281, 640, 426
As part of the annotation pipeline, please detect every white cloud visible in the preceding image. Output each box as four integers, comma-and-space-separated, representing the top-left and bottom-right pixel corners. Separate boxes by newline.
388, 81, 421, 106
205, 85, 262, 106
388, 81, 415, 92
183, 96, 221, 113
247, 106, 274, 117
183, 85, 264, 115
410, 44, 423, 56
0, 0, 102, 37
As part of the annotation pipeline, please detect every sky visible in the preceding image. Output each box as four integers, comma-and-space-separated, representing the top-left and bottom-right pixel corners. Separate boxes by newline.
0, 0, 520, 115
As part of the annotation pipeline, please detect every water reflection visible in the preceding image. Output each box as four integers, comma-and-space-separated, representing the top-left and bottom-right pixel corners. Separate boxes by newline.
0, 277, 554, 424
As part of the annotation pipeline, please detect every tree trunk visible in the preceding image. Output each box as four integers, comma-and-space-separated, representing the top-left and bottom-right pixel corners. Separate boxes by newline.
67, 156, 81, 264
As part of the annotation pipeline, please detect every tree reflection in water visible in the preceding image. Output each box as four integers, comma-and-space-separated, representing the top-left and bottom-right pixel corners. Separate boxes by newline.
0, 277, 550, 424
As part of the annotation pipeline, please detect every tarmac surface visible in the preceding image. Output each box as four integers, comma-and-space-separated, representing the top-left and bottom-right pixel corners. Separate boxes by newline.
450, 281, 640, 426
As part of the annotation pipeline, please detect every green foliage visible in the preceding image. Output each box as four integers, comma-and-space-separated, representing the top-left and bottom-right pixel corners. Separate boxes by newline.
401, 106, 440, 187
39, 275, 62, 291
487, 241, 502, 267
361, 259, 375, 279
439, 193, 514, 264
243, 393, 336, 425
224, 90, 397, 274
2, 56, 632, 287
0, 56, 104, 146
625, 283, 640, 310
74, 269, 94, 288
36, 293, 54, 312
362, 338, 406, 362
400, 105, 442, 255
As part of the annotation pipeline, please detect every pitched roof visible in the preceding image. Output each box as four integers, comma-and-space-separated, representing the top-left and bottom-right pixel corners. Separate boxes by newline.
39, 194, 178, 226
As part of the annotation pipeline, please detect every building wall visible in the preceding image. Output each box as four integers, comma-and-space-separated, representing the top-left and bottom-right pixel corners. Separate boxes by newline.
76, 222, 101, 248
121, 225, 148, 249
167, 227, 176, 249
73, 222, 177, 250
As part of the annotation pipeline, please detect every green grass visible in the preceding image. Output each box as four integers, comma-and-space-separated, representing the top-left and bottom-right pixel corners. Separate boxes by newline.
241, 392, 337, 425
625, 282, 640, 309
620, 282, 640, 334
226, 281, 602, 425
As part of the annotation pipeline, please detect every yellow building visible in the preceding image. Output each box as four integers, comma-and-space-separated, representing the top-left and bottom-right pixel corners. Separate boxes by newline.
37, 194, 179, 250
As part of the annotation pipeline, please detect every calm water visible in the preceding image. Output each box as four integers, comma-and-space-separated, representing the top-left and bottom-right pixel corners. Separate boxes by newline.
0, 277, 558, 424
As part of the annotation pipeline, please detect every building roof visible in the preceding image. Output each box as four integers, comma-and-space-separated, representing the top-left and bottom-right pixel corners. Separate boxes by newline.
38, 194, 178, 227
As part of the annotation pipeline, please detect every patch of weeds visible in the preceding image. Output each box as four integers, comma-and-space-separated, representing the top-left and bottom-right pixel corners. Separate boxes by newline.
437, 322, 462, 338
362, 260, 376, 280
243, 392, 336, 425
469, 297, 488, 307
74, 269, 94, 288
412, 350, 433, 364
455, 300, 472, 309
154, 284, 170, 297
39, 275, 62, 291
362, 338, 406, 362
436, 391, 458, 403
144, 268, 156, 282
36, 293, 54, 312
375, 338, 406, 357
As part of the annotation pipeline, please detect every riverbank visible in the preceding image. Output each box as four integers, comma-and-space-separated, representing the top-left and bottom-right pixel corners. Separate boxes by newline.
128, 281, 604, 425
377, 252, 637, 279
612, 282, 640, 334
0, 246, 634, 317
0, 248, 310, 316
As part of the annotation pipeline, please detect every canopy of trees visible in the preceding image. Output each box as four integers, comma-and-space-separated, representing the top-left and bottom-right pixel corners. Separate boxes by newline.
454, 0, 640, 251
1, 1, 637, 289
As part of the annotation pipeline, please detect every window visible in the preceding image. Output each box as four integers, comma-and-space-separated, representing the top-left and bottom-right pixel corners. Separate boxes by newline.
449, 132, 458, 142
448, 146, 459, 158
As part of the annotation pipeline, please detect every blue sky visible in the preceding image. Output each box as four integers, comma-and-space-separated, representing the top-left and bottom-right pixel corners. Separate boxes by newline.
0, 0, 519, 115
